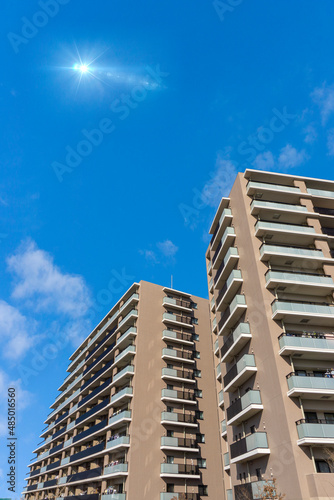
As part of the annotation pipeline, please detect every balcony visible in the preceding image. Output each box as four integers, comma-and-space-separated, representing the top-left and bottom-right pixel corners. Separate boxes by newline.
265, 270, 334, 295
211, 208, 233, 250
255, 220, 316, 244
114, 345, 136, 366
226, 390, 263, 425
161, 412, 197, 428
259, 243, 331, 265
212, 227, 236, 269
110, 386, 133, 406
230, 432, 270, 464
221, 419, 227, 437
214, 247, 239, 288
112, 365, 134, 386
272, 300, 334, 326
162, 313, 193, 328
221, 323, 252, 362
234, 480, 274, 500
207, 260, 212, 275
161, 368, 195, 384
223, 452, 230, 471
214, 339, 219, 355
218, 389, 224, 408
163, 297, 192, 311
308, 187, 334, 199
160, 494, 198, 500
101, 495, 126, 500
279, 332, 334, 360
296, 419, 334, 445
287, 372, 334, 398
116, 327, 137, 349
162, 329, 193, 345
120, 293, 139, 313
216, 363, 222, 380
161, 389, 197, 405
162, 348, 194, 363
106, 435, 130, 450
160, 436, 199, 452
160, 463, 200, 478
118, 309, 138, 331
109, 410, 132, 428
251, 199, 309, 217
247, 180, 300, 196
104, 463, 128, 476
210, 297, 215, 311
209, 277, 214, 292
212, 316, 217, 333
218, 295, 247, 336
223, 354, 257, 392
216, 270, 243, 311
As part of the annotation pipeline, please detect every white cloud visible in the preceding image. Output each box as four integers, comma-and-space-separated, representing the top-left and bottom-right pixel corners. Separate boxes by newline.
201, 156, 237, 208
7, 240, 92, 318
311, 83, 334, 124
327, 128, 334, 156
278, 144, 308, 168
0, 368, 33, 411
139, 249, 158, 264
0, 300, 36, 359
252, 151, 275, 171
157, 240, 178, 258
303, 123, 318, 144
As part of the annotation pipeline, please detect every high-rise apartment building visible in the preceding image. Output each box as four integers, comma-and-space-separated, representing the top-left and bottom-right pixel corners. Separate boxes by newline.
23, 280, 224, 500
206, 169, 334, 500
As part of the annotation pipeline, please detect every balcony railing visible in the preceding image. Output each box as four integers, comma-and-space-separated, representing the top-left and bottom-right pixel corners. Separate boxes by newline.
223, 452, 230, 469
287, 372, 334, 397
160, 494, 198, 500
109, 410, 132, 426
161, 389, 196, 403
272, 300, 334, 323
223, 354, 256, 391
163, 297, 192, 309
234, 481, 274, 500
279, 332, 334, 357
110, 386, 133, 405
308, 187, 334, 198
259, 243, 326, 261
251, 199, 308, 213
160, 463, 199, 476
221, 323, 251, 362
161, 367, 195, 382
266, 270, 334, 289
211, 208, 233, 248
214, 247, 239, 286
247, 180, 300, 194
216, 270, 243, 309
101, 494, 126, 500
230, 432, 270, 463
255, 220, 316, 236
212, 227, 236, 266
162, 348, 194, 361
161, 412, 197, 425
163, 313, 193, 326
161, 436, 198, 449
162, 329, 193, 343
104, 463, 128, 475
226, 390, 263, 425
296, 419, 334, 443
106, 435, 130, 450
118, 309, 138, 329
218, 294, 247, 334
113, 364, 134, 383
116, 327, 137, 347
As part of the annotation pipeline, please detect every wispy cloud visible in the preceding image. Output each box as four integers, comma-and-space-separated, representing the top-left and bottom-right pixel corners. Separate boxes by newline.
7, 239, 92, 317
278, 144, 309, 168
201, 156, 237, 208
0, 300, 36, 359
303, 123, 318, 144
311, 82, 334, 125
157, 240, 178, 258
252, 151, 275, 170
327, 128, 334, 156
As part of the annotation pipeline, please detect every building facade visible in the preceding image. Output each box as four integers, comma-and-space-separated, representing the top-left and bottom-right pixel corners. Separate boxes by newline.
23, 280, 224, 500
206, 169, 334, 500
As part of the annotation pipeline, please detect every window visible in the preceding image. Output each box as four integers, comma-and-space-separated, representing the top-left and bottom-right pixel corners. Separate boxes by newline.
193, 351, 200, 359
167, 406, 173, 413
199, 485, 208, 496
167, 430, 174, 437
166, 456, 174, 464
196, 433, 205, 443
256, 468, 262, 480
167, 384, 173, 390
250, 425, 256, 434
325, 413, 334, 424
194, 389, 203, 398
192, 333, 199, 341
192, 318, 199, 325
191, 302, 198, 309
196, 411, 204, 420
167, 363, 173, 369
315, 460, 331, 473
296, 370, 307, 376
314, 371, 325, 377
305, 412, 318, 423
166, 484, 174, 493
198, 458, 207, 468
193, 370, 202, 378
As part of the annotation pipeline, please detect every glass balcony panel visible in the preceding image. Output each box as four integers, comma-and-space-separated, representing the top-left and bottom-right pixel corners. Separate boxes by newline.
272, 301, 334, 316
287, 375, 334, 391
308, 188, 334, 198
104, 463, 128, 474
113, 365, 134, 382
247, 180, 300, 193
266, 270, 334, 286
106, 435, 130, 449
279, 333, 334, 351
251, 199, 308, 212
297, 421, 334, 439
109, 410, 132, 426
256, 220, 316, 234
260, 244, 324, 259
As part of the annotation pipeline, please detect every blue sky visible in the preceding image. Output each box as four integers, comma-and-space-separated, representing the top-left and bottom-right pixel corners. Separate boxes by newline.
2, 0, 334, 496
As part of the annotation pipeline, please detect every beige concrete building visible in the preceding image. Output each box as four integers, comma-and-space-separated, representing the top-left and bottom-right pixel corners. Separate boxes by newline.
23, 280, 224, 500
207, 169, 334, 500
